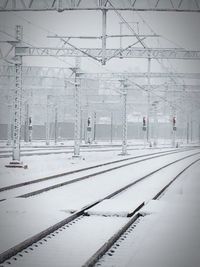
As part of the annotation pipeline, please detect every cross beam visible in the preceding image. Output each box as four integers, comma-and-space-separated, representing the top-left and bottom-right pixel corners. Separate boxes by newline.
1, 65, 200, 79
2, 84, 199, 93
0, 0, 200, 12
15, 46, 200, 60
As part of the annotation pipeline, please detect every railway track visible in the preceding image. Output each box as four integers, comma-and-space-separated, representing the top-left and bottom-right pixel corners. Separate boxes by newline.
90, 158, 200, 267
0, 144, 176, 158
0, 150, 199, 266
0, 148, 195, 202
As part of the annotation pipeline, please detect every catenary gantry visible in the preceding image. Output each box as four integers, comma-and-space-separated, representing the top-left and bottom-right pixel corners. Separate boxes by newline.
0, 0, 200, 12
1, 2, 200, 166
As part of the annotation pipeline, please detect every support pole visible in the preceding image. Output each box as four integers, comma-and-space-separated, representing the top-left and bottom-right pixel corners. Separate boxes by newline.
24, 103, 29, 143
73, 70, 81, 157
102, 9, 107, 65
110, 111, 113, 144
80, 109, 83, 143
54, 106, 58, 145
199, 123, 200, 144
153, 103, 158, 147
186, 118, 189, 144
172, 112, 177, 148
119, 80, 128, 155
7, 104, 12, 146
146, 57, 151, 145
119, 22, 123, 58
93, 112, 97, 143
13, 55, 22, 160
46, 96, 50, 145
190, 118, 193, 142
6, 25, 26, 168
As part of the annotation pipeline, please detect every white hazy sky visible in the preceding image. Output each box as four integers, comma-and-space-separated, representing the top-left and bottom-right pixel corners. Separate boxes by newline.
0, 10, 200, 73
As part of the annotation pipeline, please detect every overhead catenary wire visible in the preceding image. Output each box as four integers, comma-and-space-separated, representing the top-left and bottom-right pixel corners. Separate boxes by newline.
1, 13, 75, 69
1, 9, 198, 120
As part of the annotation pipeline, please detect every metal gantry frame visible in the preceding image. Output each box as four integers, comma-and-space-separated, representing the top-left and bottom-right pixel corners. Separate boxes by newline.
1, 0, 200, 12
2, 8, 200, 164
15, 46, 200, 60
2, 65, 200, 79
2, 65, 200, 80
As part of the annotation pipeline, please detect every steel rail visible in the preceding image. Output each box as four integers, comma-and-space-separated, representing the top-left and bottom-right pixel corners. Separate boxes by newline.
0, 145, 174, 158
0, 148, 183, 194
83, 157, 200, 267
0, 150, 199, 264
16, 149, 195, 199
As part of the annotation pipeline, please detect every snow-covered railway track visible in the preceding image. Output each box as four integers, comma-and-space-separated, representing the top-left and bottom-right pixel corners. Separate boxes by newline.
89, 158, 200, 267
0, 144, 143, 158
0, 151, 199, 266
0, 144, 177, 158
0, 148, 193, 201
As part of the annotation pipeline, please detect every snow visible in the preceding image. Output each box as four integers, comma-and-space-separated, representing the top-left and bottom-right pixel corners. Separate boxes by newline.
0, 198, 72, 254
84, 152, 200, 217
0, 148, 176, 200
0, 147, 170, 188
20, 149, 197, 213
0, 148, 172, 254
4, 216, 129, 267
96, 160, 200, 267
0, 147, 200, 266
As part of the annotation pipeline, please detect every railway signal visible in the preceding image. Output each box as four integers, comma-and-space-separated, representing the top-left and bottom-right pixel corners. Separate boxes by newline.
142, 116, 147, 131
172, 115, 177, 147
173, 116, 177, 131
28, 117, 32, 142
86, 116, 92, 144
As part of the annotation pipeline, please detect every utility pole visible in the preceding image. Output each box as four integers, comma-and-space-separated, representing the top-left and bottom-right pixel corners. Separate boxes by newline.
146, 57, 151, 145
119, 22, 123, 58
46, 96, 50, 145
6, 25, 25, 168
110, 111, 113, 144
101, 8, 107, 65
190, 118, 193, 142
199, 123, 200, 144
80, 109, 83, 144
93, 112, 97, 143
152, 101, 158, 147
7, 103, 12, 146
186, 116, 189, 144
119, 79, 128, 155
73, 68, 81, 158
24, 103, 29, 143
54, 106, 58, 145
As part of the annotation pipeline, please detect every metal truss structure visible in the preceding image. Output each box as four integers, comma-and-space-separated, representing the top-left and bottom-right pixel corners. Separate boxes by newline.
139, 84, 200, 92
1, 83, 200, 94
0, 0, 199, 164
1, 65, 200, 79
0, 0, 200, 12
15, 46, 200, 60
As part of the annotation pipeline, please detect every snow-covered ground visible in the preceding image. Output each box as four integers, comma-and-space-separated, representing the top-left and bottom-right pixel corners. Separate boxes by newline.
96, 160, 200, 267
0, 146, 199, 266
0, 147, 172, 253
0, 147, 173, 188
